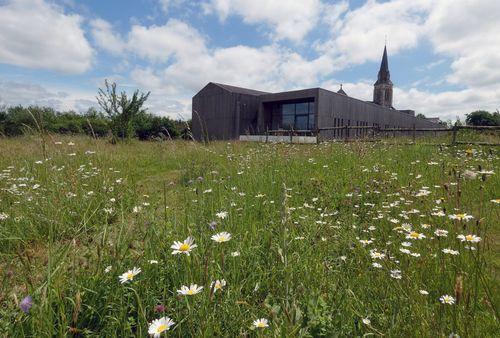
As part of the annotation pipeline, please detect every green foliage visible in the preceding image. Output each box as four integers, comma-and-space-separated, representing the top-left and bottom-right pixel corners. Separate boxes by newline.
97, 80, 150, 141
466, 110, 500, 126
0, 137, 498, 336
133, 112, 179, 140
416, 113, 426, 119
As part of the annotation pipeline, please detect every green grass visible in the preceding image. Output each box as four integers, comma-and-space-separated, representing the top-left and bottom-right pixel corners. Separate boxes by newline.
0, 135, 499, 337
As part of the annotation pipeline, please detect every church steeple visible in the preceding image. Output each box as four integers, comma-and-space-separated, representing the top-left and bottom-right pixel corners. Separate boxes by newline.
373, 45, 393, 108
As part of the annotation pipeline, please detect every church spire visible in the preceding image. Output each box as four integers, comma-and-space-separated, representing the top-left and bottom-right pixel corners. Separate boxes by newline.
373, 45, 393, 108
375, 45, 391, 85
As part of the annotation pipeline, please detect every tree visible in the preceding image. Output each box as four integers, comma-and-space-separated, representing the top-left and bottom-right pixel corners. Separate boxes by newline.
97, 80, 150, 140
416, 113, 426, 119
465, 110, 500, 126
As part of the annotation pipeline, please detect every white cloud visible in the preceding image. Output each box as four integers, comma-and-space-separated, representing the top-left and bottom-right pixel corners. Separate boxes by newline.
203, 0, 323, 42
424, 0, 500, 87
0, 0, 93, 74
0, 80, 97, 112
127, 19, 207, 62
90, 18, 126, 55
318, 0, 431, 67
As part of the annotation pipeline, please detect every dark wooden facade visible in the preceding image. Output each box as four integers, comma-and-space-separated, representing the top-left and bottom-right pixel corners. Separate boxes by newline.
192, 83, 440, 141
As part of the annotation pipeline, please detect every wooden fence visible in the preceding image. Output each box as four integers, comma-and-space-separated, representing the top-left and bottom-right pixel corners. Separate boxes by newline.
263, 125, 500, 145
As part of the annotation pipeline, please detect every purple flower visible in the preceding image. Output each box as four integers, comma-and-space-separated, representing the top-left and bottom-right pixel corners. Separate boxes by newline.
208, 221, 217, 231
20, 296, 33, 313
154, 304, 166, 313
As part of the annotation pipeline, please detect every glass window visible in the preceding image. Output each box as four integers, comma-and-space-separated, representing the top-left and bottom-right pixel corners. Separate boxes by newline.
282, 104, 295, 116
295, 115, 308, 130
295, 102, 308, 115
308, 113, 315, 129
282, 114, 294, 129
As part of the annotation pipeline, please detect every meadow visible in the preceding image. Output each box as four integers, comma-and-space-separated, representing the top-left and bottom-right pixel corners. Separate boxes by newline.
0, 135, 499, 337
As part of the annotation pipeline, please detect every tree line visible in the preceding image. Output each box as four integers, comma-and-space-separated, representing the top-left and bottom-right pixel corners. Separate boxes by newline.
0, 81, 192, 140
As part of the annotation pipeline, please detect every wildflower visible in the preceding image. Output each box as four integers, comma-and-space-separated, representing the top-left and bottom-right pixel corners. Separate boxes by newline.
149, 260, 159, 264
132, 206, 142, 213
20, 296, 33, 313
370, 250, 385, 259
359, 239, 373, 246
148, 316, 175, 337
372, 262, 382, 268
171, 237, 197, 255
119, 267, 141, 284
434, 229, 448, 237
362, 318, 371, 325
431, 211, 446, 217
491, 199, 500, 204
211, 232, 232, 243
419, 290, 429, 295
104, 265, 112, 273
457, 234, 481, 243
401, 241, 412, 247
216, 211, 228, 219
439, 295, 455, 305
449, 213, 474, 222
211, 279, 226, 293
154, 304, 166, 313
177, 284, 203, 296
252, 318, 269, 329
442, 248, 460, 255
231, 251, 240, 257
0, 212, 8, 220
390, 269, 402, 279
406, 231, 426, 240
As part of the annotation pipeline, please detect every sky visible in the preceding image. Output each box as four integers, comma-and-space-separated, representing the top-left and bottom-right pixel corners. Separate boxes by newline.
0, 0, 499, 121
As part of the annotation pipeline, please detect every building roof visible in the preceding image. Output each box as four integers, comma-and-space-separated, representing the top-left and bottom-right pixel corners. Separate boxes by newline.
374, 45, 392, 85
337, 84, 347, 96
212, 82, 270, 95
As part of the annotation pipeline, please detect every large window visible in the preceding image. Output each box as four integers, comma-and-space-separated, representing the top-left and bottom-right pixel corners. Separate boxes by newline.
280, 101, 315, 130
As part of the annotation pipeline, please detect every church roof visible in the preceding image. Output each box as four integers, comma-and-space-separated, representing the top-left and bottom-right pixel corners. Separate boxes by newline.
374, 45, 392, 85
337, 84, 347, 95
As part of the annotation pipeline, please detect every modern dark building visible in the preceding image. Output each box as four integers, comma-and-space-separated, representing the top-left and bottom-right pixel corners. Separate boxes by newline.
192, 46, 440, 141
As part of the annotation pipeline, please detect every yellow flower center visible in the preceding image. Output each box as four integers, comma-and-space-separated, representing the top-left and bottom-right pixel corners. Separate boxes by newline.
179, 243, 190, 251
157, 324, 167, 333
126, 273, 134, 280
409, 232, 420, 238
256, 322, 266, 328
457, 214, 466, 219
186, 289, 194, 295
465, 235, 474, 241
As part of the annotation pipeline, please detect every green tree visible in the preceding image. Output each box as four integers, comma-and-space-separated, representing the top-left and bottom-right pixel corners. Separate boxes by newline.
416, 113, 426, 119
465, 110, 500, 126
97, 80, 150, 141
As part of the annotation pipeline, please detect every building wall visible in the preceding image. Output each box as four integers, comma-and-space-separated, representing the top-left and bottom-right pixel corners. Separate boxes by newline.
192, 83, 261, 140
317, 88, 439, 138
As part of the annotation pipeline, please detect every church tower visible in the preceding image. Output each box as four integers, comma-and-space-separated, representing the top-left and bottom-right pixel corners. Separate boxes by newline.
373, 45, 393, 108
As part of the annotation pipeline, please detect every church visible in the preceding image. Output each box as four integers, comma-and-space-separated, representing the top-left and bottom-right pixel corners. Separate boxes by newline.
192, 46, 441, 141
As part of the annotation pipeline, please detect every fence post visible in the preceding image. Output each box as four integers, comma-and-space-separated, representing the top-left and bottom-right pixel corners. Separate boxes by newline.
451, 126, 458, 145
344, 125, 349, 142
315, 127, 320, 144
290, 128, 293, 143
265, 126, 269, 143
412, 124, 416, 143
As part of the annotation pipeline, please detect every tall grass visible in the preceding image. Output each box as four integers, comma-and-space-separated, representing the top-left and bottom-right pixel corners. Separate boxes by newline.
0, 136, 498, 336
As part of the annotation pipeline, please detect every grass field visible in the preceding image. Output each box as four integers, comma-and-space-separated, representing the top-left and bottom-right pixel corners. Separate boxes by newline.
0, 135, 499, 337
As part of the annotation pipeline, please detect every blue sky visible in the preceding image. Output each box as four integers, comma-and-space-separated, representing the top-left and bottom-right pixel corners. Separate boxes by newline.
0, 0, 499, 121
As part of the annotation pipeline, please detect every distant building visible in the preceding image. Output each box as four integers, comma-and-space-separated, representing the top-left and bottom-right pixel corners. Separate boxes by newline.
192, 46, 441, 140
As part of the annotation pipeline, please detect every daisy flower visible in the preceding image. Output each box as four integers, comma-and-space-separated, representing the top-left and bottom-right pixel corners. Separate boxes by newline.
216, 211, 228, 219
118, 267, 141, 284
434, 229, 448, 237
211, 232, 232, 243
490, 199, 500, 204
442, 248, 460, 255
171, 237, 197, 255
406, 231, 426, 240
177, 284, 203, 296
419, 290, 429, 295
148, 316, 175, 337
252, 318, 269, 329
370, 250, 386, 259
439, 295, 455, 305
457, 234, 481, 243
210, 279, 227, 293
449, 213, 474, 222
362, 318, 371, 325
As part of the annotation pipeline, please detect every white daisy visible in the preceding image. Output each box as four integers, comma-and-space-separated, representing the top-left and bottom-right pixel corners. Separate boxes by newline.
177, 284, 203, 296
439, 294, 455, 305
118, 267, 141, 284
457, 234, 481, 243
252, 318, 269, 329
211, 232, 232, 243
210, 279, 227, 293
148, 316, 175, 337
171, 237, 197, 255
